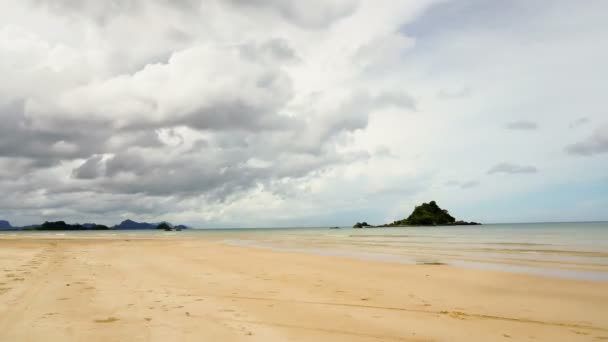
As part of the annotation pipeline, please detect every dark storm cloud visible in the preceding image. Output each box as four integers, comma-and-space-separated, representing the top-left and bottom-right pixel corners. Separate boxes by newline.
505, 121, 538, 130
0, 101, 88, 164
0, 101, 163, 169
179, 98, 296, 132
71, 155, 104, 179
49, 43, 297, 135
0, 37, 385, 207
1, 0, 458, 226
82, 135, 370, 200
565, 124, 608, 156
487, 162, 538, 175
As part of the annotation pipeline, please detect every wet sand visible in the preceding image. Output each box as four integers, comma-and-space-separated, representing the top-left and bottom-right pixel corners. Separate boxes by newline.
0, 236, 607, 341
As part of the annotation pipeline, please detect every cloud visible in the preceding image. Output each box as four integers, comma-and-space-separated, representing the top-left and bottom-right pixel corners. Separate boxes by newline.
565, 124, 608, 156
437, 87, 471, 99
487, 163, 538, 175
505, 121, 538, 130
29, 0, 203, 25
446, 180, 480, 189
29, 0, 143, 25
569, 117, 590, 128
1, 1, 608, 226
72, 155, 104, 179
226, 0, 359, 28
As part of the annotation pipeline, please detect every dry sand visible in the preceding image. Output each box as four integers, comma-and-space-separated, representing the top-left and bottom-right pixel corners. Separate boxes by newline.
0, 236, 607, 341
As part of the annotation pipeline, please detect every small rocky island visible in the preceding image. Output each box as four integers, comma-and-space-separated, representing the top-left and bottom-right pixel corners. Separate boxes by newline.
354, 201, 480, 228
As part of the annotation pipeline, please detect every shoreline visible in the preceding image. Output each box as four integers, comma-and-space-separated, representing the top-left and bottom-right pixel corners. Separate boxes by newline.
1, 236, 607, 341
225, 238, 608, 282
3, 228, 608, 281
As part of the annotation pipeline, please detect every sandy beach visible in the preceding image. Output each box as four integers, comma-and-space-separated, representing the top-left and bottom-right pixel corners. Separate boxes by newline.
0, 236, 607, 341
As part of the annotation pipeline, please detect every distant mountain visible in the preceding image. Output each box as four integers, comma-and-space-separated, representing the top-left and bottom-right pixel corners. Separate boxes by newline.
0, 218, 188, 231
112, 219, 158, 230
0, 220, 13, 229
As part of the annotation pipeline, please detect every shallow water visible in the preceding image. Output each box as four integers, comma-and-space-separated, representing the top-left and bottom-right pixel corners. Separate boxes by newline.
3, 222, 608, 281
222, 222, 608, 281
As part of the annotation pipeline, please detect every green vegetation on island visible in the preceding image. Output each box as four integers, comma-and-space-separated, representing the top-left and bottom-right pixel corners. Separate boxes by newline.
25, 221, 111, 231
353, 201, 480, 228
0, 219, 189, 231
157, 222, 172, 231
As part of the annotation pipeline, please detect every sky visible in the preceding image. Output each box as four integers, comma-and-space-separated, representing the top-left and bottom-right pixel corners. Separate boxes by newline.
0, 0, 607, 227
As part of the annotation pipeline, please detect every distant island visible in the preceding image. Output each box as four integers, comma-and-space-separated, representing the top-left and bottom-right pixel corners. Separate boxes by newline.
354, 201, 481, 228
0, 219, 189, 231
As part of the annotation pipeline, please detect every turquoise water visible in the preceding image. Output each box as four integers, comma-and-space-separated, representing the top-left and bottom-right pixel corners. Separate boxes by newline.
3, 222, 607, 281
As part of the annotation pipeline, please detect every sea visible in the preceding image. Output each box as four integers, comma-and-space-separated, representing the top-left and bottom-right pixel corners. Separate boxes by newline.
2, 222, 607, 281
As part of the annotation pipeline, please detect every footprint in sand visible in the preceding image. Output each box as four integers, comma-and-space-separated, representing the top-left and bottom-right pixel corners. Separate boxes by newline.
447, 311, 467, 320
94, 317, 119, 323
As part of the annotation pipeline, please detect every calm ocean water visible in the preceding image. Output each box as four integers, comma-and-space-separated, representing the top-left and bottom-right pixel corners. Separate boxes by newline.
3, 222, 607, 281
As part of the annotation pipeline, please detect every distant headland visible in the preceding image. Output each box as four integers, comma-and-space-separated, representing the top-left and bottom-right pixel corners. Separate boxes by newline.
354, 201, 481, 228
0, 219, 188, 231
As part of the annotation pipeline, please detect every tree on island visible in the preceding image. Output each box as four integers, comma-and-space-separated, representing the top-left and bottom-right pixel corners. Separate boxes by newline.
353, 201, 480, 228
0, 218, 187, 231
156, 222, 173, 231
353, 221, 372, 228
38, 221, 110, 230
393, 201, 456, 226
